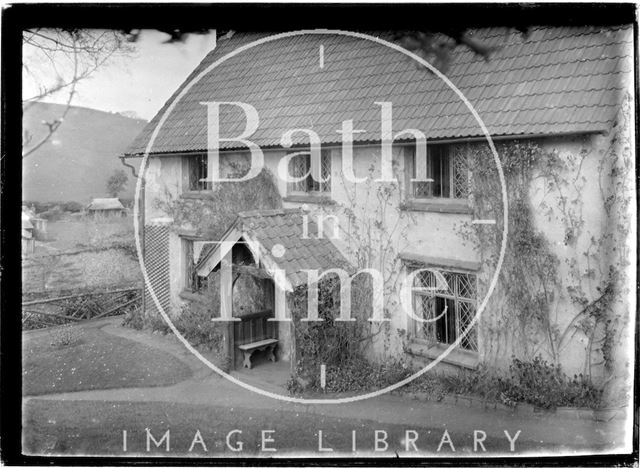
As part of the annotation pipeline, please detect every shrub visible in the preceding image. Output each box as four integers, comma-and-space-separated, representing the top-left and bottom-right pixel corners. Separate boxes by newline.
148, 313, 171, 334
60, 201, 84, 213
24, 201, 55, 214
289, 356, 412, 394
111, 239, 137, 260
499, 355, 602, 409
39, 206, 64, 221
119, 198, 134, 209
158, 167, 282, 239
121, 282, 230, 372
392, 356, 602, 409
173, 301, 230, 372
290, 275, 375, 390
122, 306, 144, 330
173, 305, 223, 351
49, 324, 82, 348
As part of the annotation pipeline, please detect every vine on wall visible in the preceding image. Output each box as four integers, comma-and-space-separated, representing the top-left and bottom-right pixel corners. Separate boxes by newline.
154, 167, 282, 238
458, 95, 633, 396
289, 162, 415, 389
458, 141, 563, 364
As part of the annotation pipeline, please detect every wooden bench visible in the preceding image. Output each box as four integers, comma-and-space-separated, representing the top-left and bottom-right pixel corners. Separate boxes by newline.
233, 309, 278, 369
238, 338, 278, 369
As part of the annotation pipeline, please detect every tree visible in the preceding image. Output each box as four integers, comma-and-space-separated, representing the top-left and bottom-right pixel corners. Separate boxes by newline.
106, 169, 128, 198
22, 29, 133, 158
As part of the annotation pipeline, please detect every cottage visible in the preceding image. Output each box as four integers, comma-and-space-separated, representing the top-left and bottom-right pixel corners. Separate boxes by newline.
87, 197, 126, 218
124, 27, 634, 388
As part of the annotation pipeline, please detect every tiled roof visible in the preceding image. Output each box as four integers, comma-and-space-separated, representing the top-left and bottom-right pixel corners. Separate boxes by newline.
199, 208, 352, 288
126, 26, 632, 156
87, 198, 125, 211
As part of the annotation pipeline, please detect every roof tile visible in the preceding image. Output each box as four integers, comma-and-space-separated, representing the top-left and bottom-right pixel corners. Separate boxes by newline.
126, 26, 632, 155
217, 209, 353, 288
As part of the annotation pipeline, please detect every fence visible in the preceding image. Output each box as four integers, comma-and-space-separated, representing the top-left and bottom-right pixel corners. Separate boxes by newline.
22, 287, 142, 330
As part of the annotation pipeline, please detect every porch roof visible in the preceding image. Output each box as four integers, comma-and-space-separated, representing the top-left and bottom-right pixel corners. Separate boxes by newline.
126, 25, 632, 156
196, 208, 353, 289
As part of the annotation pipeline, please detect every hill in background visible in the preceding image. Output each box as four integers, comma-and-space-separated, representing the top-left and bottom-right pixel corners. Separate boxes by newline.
23, 102, 146, 204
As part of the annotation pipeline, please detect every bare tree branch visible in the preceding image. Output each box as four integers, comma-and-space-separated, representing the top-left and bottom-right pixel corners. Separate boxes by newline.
22, 29, 132, 158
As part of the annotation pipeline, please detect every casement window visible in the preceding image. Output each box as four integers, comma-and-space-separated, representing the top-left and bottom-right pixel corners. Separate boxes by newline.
183, 238, 206, 292
288, 149, 331, 194
187, 154, 212, 191
411, 268, 478, 352
405, 144, 468, 200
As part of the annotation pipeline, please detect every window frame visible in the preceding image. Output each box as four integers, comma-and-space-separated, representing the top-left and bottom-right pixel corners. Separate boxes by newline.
404, 143, 469, 202
410, 266, 478, 353
287, 148, 332, 196
186, 154, 212, 192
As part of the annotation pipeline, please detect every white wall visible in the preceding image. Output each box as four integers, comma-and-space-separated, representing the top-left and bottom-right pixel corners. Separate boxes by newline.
144, 134, 625, 378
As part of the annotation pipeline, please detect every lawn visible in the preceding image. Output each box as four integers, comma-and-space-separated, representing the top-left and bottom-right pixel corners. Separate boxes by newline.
22, 248, 141, 294
22, 400, 558, 456
22, 214, 140, 294
41, 214, 134, 252
22, 324, 192, 396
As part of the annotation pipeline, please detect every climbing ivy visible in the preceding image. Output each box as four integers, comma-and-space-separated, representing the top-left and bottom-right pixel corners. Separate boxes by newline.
155, 167, 282, 239
457, 95, 633, 399
456, 140, 563, 363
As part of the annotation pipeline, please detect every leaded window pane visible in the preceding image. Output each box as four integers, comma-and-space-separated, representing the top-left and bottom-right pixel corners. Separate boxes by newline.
409, 144, 468, 200
457, 301, 478, 351
411, 267, 478, 353
288, 150, 331, 194
453, 148, 469, 198
189, 154, 212, 191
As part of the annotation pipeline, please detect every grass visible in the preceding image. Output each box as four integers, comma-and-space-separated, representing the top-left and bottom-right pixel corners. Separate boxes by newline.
22, 324, 192, 396
22, 400, 559, 456
41, 214, 134, 252
22, 248, 141, 294
22, 214, 140, 294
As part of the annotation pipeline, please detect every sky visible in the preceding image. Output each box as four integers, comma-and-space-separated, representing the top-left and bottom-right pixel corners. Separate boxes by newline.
23, 30, 218, 121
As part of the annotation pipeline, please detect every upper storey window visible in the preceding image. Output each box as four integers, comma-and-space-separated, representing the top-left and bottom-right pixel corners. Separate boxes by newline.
288, 149, 331, 195
187, 154, 212, 191
406, 144, 468, 200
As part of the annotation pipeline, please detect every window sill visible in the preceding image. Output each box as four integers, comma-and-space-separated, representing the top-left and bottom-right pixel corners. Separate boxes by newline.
180, 191, 214, 200
406, 339, 479, 370
399, 252, 482, 272
283, 194, 335, 205
401, 199, 472, 214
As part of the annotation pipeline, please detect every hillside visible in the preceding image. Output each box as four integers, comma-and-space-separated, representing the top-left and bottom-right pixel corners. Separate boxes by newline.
23, 102, 146, 203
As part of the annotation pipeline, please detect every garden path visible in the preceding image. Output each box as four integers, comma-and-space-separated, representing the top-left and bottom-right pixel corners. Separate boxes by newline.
23, 317, 630, 453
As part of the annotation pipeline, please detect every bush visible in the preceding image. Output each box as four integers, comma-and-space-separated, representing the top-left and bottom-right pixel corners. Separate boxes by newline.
121, 284, 230, 372
173, 300, 230, 372
121, 306, 144, 330
289, 357, 412, 394
39, 206, 64, 221
405, 355, 603, 409
60, 201, 84, 213
158, 168, 282, 239
49, 324, 82, 348
119, 198, 134, 209
500, 355, 602, 409
173, 306, 224, 351
111, 239, 137, 260
290, 275, 375, 391
148, 313, 171, 334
